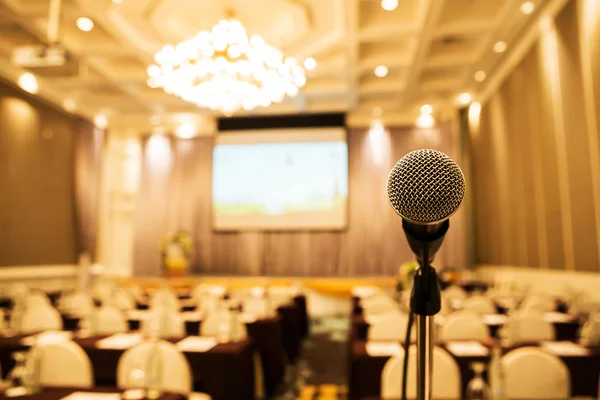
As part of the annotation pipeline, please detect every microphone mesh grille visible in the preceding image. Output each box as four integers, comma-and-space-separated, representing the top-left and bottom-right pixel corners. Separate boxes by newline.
387, 149, 465, 224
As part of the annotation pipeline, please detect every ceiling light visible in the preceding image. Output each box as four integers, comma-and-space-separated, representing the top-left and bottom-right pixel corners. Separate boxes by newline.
493, 41, 508, 53
420, 104, 433, 114
176, 123, 195, 139
63, 99, 76, 112
416, 113, 435, 129
147, 18, 307, 114
374, 65, 388, 78
76, 17, 94, 32
304, 57, 316, 70
474, 70, 487, 82
94, 114, 108, 129
457, 92, 472, 105
18, 72, 38, 94
520, 1, 535, 14
381, 0, 398, 11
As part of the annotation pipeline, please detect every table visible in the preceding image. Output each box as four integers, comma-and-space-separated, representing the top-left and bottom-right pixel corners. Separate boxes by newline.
348, 340, 600, 400
0, 387, 185, 400
350, 314, 581, 342
0, 335, 254, 400
60, 312, 284, 396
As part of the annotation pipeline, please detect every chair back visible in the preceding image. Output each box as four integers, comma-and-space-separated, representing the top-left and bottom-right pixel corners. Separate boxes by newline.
117, 340, 192, 395
362, 295, 398, 315
35, 341, 93, 388
93, 306, 128, 335
368, 313, 414, 342
441, 311, 489, 341
520, 295, 555, 313
197, 294, 223, 314
59, 292, 95, 318
243, 298, 273, 317
201, 311, 248, 340
26, 292, 51, 310
509, 310, 555, 342
462, 296, 496, 314
150, 289, 180, 311
20, 305, 63, 333
381, 345, 461, 399
503, 347, 570, 399
141, 308, 185, 338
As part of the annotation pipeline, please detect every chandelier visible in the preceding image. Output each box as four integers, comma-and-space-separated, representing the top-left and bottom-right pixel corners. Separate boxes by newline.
146, 18, 308, 114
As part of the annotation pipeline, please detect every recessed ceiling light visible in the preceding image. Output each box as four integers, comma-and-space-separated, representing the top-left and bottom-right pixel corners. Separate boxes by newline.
457, 92, 472, 105
176, 123, 195, 139
520, 1, 535, 14
18, 72, 38, 94
304, 57, 316, 70
381, 0, 398, 11
474, 70, 487, 82
63, 99, 76, 112
420, 104, 433, 114
76, 17, 94, 32
94, 114, 108, 129
416, 113, 435, 129
493, 41, 508, 53
374, 65, 388, 78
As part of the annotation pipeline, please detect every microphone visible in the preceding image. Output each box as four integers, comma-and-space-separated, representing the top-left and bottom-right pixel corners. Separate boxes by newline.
387, 149, 465, 265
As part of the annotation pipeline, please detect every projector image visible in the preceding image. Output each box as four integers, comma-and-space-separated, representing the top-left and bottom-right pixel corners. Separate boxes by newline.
12, 44, 79, 76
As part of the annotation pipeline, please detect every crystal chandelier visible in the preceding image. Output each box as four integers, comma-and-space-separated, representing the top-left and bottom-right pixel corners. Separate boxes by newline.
146, 18, 307, 114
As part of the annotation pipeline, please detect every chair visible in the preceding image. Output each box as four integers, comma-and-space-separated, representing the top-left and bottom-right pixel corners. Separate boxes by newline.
127, 285, 145, 302
381, 345, 461, 399
117, 340, 192, 395
462, 295, 496, 315
506, 310, 555, 342
441, 311, 489, 341
33, 340, 94, 388
92, 306, 128, 335
362, 295, 399, 315
197, 294, 223, 314
503, 347, 570, 399
20, 305, 63, 333
368, 313, 415, 342
442, 285, 468, 309
243, 297, 273, 317
7, 283, 29, 301
150, 289, 180, 311
520, 295, 555, 313
201, 311, 248, 340
113, 289, 136, 311
25, 291, 51, 311
59, 292, 95, 318
141, 308, 185, 338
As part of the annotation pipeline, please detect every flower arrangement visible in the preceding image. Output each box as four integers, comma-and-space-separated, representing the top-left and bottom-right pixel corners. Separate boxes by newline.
160, 231, 193, 275
396, 260, 419, 292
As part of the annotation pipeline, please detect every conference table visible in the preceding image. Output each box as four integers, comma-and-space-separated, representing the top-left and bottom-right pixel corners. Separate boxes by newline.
0, 334, 254, 400
58, 312, 283, 397
0, 387, 186, 400
348, 340, 600, 399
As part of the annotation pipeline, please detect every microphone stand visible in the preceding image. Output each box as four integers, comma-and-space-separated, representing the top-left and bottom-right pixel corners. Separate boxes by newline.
404, 220, 445, 400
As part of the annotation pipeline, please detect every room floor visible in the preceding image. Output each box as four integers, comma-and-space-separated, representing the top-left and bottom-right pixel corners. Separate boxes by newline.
275, 315, 349, 400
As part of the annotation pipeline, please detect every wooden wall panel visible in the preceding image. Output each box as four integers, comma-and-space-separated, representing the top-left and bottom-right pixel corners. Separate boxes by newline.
133, 123, 465, 276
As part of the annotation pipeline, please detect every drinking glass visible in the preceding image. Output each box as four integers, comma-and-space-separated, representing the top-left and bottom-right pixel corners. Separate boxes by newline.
466, 362, 490, 400
6, 352, 28, 388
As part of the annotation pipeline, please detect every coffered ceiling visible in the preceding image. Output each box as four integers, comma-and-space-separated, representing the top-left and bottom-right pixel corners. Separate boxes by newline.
0, 0, 550, 131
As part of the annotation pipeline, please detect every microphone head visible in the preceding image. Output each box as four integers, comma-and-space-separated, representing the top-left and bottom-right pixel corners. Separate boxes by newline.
387, 149, 465, 225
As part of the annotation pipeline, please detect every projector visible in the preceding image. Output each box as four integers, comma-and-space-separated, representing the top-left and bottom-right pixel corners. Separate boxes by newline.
11, 44, 79, 76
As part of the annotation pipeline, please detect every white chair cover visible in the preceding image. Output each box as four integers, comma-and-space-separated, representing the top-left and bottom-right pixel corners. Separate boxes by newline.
243, 298, 274, 317
92, 306, 128, 335
112, 289, 136, 311
201, 311, 248, 340
442, 285, 468, 309
462, 295, 496, 315
34, 341, 93, 388
141, 308, 185, 338
362, 295, 399, 315
503, 347, 570, 399
7, 283, 29, 301
150, 289, 180, 311
25, 292, 51, 310
59, 292, 95, 318
441, 311, 489, 341
20, 305, 63, 333
368, 313, 415, 342
117, 340, 192, 395
381, 345, 461, 399
520, 295, 555, 313
197, 294, 223, 314
507, 310, 555, 342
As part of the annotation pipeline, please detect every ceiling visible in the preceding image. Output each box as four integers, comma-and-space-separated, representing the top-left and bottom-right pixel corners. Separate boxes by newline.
0, 0, 550, 131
